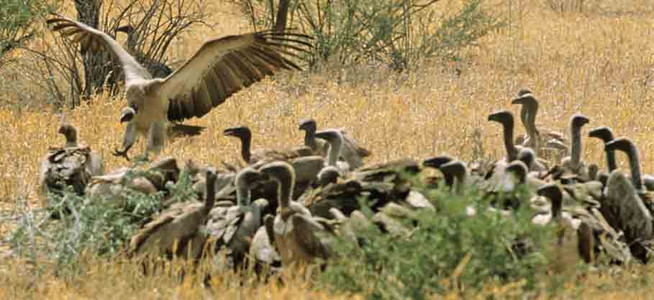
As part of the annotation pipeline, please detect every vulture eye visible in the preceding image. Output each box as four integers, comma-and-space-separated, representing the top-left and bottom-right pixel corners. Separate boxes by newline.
120, 107, 136, 123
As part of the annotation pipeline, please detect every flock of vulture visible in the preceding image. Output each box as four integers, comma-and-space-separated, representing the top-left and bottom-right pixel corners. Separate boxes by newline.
39, 89, 654, 275
34, 15, 654, 277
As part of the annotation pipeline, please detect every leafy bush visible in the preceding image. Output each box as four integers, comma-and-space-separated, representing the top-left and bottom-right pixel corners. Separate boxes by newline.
11, 169, 196, 275
236, 0, 503, 69
318, 184, 556, 299
0, 0, 54, 66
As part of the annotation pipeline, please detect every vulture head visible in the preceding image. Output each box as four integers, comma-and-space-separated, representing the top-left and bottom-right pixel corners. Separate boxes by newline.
505, 161, 529, 184
517, 88, 532, 97
511, 93, 538, 110
517, 148, 536, 169
422, 155, 454, 169
115, 24, 136, 34
438, 160, 467, 189
588, 126, 615, 143
487, 110, 514, 127
58, 124, 78, 146
315, 129, 345, 166
223, 126, 252, 142
260, 161, 296, 208
570, 114, 590, 129
299, 118, 318, 133
315, 129, 343, 145
537, 183, 563, 219
317, 165, 340, 187
604, 137, 634, 153
235, 167, 264, 206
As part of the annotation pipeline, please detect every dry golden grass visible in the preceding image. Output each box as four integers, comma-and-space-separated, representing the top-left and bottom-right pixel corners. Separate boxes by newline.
2, 0, 654, 298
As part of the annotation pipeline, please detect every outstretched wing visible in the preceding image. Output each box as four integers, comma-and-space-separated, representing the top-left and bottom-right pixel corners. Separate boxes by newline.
156, 31, 312, 122
46, 15, 151, 85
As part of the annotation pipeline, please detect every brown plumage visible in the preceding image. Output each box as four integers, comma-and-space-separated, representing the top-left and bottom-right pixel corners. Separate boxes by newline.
560, 114, 590, 181
128, 167, 217, 260
299, 119, 371, 169
205, 167, 268, 271
602, 138, 653, 263
511, 91, 567, 158
39, 123, 104, 199
260, 161, 334, 267
223, 126, 311, 165
537, 184, 593, 265
47, 15, 312, 160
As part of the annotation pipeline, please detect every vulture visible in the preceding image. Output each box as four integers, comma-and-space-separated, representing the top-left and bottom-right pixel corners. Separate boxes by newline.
511, 90, 567, 157
488, 110, 520, 162
299, 118, 371, 169
205, 167, 268, 271
589, 127, 654, 190
602, 138, 653, 263
223, 125, 311, 165
536, 184, 594, 265
47, 15, 312, 160
128, 166, 218, 260
39, 123, 104, 201
259, 161, 334, 267
560, 114, 590, 181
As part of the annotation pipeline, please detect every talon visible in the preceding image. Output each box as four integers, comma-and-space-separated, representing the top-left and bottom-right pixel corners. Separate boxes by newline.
112, 148, 130, 161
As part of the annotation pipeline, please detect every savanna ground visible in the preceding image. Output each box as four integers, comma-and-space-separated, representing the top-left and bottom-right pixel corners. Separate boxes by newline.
1, 0, 654, 298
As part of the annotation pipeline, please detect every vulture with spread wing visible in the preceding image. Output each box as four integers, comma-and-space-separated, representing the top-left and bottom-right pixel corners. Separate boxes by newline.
47, 15, 312, 160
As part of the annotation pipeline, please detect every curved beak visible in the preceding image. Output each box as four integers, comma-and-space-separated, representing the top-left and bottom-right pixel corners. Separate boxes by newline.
115, 25, 133, 33
511, 97, 524, 105
120, 107, 136, 123
223, 128, 235, 137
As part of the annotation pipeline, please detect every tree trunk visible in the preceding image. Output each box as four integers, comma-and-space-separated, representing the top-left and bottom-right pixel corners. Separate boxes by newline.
274, 0, 290, 33
75, 0, 105, 106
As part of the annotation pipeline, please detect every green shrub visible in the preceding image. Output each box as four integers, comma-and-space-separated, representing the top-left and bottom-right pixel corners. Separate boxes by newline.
10, 169, 196, 275
236, 0, 503, 70
0, 0, 55, 62
318, 184, 555, 299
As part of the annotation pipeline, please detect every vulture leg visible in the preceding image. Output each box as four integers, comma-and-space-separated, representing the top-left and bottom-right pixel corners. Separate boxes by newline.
145, 121, 167, 160
113, 122, 138, 161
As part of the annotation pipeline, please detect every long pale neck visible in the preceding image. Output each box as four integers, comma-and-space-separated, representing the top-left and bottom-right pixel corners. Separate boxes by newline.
278, 177, 293, 209
65, 135, 77, 147
65, 130, 78, 147
304, 129, 318, 150
241, 135, 252, 163
204, 177, 216, 212
453, 168, 467, 194
625, 144, 644, 192
519, 106, 530, 135
502, 120, 517, 161
551, 193, 562, 220
236, 184, 251, 206
527, 103, 541, 146
570, 125, 582, 167
327, 137, 342, 166
126, 28, 138, 54
602, 138, 617, 172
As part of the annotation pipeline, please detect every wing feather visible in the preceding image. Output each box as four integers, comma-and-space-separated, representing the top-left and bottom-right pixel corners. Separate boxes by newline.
47, 15, 151, 84
223, 54, 255, 87
196, 83, 212, 116
161, 31, 313, 122
233, 51, 270, 78
207, 69, 228, 104
221, 60, 246, 88
216, 63, 241, 95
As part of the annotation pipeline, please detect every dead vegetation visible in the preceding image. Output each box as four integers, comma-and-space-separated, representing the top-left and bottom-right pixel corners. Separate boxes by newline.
2, 0, 654, 298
